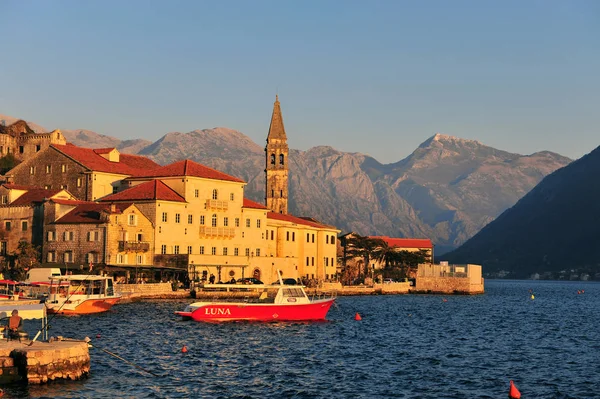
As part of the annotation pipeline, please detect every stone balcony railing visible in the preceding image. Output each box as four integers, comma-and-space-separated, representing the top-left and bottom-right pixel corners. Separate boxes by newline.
205, 199, 228, 211
118, 241, 150, 252
199, 226, 236, 238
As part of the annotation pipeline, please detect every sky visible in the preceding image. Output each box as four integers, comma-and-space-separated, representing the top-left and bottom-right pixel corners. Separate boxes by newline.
1, 0, 599, 163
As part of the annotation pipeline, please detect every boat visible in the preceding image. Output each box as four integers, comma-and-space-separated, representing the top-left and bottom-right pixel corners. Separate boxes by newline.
44, 275, 121, 315
176, 272, 336, 322
0, 280, 24, 300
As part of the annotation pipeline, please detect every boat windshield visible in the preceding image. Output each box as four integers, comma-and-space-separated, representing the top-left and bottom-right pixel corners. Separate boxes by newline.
282, 288, 305, 298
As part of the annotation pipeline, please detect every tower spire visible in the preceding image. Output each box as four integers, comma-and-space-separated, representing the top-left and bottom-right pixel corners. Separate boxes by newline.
265, 95, 289, 214
267, 95, 287, 140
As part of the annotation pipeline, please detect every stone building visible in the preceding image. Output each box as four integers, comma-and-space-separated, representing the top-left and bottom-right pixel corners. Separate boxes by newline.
0, 120, 66, 160
265, 95, 289, 214
40, 199, 155, 271
5, 145, 159, 201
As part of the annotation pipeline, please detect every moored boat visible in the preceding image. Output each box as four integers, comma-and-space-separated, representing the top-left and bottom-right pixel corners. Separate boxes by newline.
45, 275, 121, 315
176, 272, 336, 322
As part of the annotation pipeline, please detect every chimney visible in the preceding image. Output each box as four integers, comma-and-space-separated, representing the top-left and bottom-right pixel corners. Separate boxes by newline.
110, 203, 117, 213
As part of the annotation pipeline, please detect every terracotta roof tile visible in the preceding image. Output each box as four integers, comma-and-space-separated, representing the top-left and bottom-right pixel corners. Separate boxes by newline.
99, 180, 186, 202
131, 159, 245, 183
9, 189, 63, 206
51, 144, 160, 176
267, 212, 326, 228
243, 198, 267, 209
2, 183, 38, 190
370, 236, 433, 249
54, 202, 134, 224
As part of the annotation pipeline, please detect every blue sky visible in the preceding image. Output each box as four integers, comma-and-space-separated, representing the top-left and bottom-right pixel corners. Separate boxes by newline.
1, 1, 598, 163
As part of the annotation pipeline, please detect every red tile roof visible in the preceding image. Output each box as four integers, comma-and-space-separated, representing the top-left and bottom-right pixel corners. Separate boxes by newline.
1, 183, 37, 190
51, 199, 94, 206
370, 236, 433, 249
54, 202, 132, 224
243, 198, 267, 209
131, 159, 245, 183
51, 144, 160, 176
267, 212, 327, 228
8, 189, 63, 206
99, 180, 186, 202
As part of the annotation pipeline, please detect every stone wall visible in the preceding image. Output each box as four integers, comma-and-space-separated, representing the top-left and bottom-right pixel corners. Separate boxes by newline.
414, 276, 484, 294
115, 282, 174, 298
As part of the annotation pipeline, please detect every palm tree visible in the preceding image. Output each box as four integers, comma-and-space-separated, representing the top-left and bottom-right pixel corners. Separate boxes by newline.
343, 234, 385, 281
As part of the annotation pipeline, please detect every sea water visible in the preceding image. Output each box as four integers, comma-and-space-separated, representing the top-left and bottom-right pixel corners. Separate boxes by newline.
7, 280, 599, 398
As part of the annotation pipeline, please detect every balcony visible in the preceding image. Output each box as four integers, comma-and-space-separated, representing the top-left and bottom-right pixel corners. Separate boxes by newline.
205, 199, 228, 211
119, 241, 150, 252
199, 226, 236, 238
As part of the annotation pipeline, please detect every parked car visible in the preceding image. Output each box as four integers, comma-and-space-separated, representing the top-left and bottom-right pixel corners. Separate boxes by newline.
271, 278, 298, 285
237, 278, 264, 285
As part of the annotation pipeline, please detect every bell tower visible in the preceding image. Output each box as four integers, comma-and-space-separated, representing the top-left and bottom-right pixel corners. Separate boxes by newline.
265, 95, 289, 214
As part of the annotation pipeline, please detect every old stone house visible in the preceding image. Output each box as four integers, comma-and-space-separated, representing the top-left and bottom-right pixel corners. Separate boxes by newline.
0, 120, 66, 161
5, 144, 159, 201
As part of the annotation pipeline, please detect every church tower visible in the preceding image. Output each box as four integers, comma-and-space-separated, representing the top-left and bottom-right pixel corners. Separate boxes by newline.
265, 95, 289, 214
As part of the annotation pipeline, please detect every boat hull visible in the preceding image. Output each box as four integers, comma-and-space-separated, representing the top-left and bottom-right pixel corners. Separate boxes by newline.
46, 297, 121, 315
176, 298, 335, 322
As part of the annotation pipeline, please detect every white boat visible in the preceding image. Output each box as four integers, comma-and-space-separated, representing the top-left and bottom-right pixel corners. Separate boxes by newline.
45, 275, 121, 315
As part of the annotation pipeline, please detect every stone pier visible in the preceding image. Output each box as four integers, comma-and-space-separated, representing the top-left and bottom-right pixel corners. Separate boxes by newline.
0, 339, 89, 384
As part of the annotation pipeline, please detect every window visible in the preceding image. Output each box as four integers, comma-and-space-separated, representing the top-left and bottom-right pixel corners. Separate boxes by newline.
61, 184, 68, 190
223, 248, 228, 256
77, 178, 82, 188
200, 246, 205, 254
194, 189, 199, 198
211, 247, 217, 255
325, 258, 329, 266
128, 214, 137, 226
234, 248, 239, 256
311, 257, 314, 266
270, 153, 275, 165
29, 166, 35, 175
174, 245, 180, 255
280, 190, 283, 198
64, 251, 73, 263
235, 218, 240, 227
212, 189, 218, 200
36, 144, 41, 152
256, 249, 261, 257
161, 245, 167, 254
200, 215, 205, 225
162, 212, 168, 223
4, 222, 11, 231
326, 236, 329, 244
286, 232, 290, 241
61, 164, 67, 173
306, 257, 310, 266
45, 165, 51, 173
0, 195, 7, 204
112, 186, 118, 194
47, 251, 56, 262
257, 219, 261, 228
137, 254, 144, 264
223, 217, 229, 227
63, 231, 74, 241
87, 252, 97, 263
271, 230, 274, 240
331, 235, 335, 245
137, 233, 143, 241
245, 218, 250, 228
47, 231, 56, 241
188, 215, 193, 224
312, 234, 315, 243
187, 246, 192, 254
117, 254, 124, 264
307, 233, 310, 242
87, 231, 99, 241
230, 193, 234, 201
280, 154, 284, 165
245, 248, 250, 256
175, 213, 181, 223
331, 258, 334, 267
0, 242, 5, 256
44, 185, 51, 189
19, 145, 24, 154
211, 214, 217, 227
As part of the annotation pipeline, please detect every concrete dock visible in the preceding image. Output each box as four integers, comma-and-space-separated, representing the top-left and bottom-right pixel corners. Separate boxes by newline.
0, 339, 89, 384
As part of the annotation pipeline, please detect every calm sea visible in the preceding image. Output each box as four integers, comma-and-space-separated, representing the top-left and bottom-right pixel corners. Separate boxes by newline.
6, 280, 599, 399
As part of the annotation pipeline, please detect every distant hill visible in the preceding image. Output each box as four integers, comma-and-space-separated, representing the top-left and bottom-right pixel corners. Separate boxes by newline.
0, 113, 571, 251
445, 145, 600, 278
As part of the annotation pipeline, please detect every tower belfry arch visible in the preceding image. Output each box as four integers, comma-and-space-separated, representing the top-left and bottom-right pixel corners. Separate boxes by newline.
265, 95, 289, 214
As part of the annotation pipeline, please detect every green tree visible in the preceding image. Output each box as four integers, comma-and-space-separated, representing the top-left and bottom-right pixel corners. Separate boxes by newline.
0, 153, 20, 174
10, 240, 41, 281
342, 234, 385, 282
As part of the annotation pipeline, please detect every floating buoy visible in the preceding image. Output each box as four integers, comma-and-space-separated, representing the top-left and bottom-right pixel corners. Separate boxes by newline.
578, 290, 581, 294
508, 380, 521, 399
442, 298, 448, 302
354, 313, 362, 321
582, 290, 585, 294
96, 334, 101, 339
530, 294, 535, 300
181, 345, 188, 353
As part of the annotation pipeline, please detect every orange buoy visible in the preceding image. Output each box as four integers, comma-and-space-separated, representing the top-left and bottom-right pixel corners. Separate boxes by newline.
354, 313, 362, 321
509, 380, 521, 399
181, 345, 188, 353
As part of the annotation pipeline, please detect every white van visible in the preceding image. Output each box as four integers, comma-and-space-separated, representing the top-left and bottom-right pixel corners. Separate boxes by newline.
25, 268, 62, 283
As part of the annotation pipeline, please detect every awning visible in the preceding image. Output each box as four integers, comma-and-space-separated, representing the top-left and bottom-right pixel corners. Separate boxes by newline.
0, 303, 46, 320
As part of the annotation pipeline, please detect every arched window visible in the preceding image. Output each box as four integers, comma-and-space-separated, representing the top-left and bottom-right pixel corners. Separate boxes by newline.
211, 214, 217, 227
279, 154, 284, 165
212, 189, 218, 200
270, 154, 276, 165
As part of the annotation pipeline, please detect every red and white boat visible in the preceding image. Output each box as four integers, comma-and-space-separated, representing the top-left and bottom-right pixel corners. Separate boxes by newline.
176, 273, 336, 322
45, 275, 121, 315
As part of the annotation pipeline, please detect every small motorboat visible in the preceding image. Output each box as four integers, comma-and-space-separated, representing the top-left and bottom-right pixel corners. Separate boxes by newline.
45, 275, 121, 315
176, 271, 336, 322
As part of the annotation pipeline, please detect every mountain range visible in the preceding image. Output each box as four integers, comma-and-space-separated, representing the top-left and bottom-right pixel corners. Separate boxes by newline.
445, 145, 600, 278
0, 114, 572, 254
